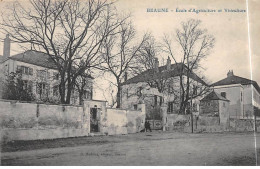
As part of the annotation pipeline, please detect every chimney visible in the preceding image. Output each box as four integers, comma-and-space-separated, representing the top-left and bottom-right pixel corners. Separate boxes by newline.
3, 34, 11, 58
166, 56, 171, 70
227, 70, 234, 77
154, 57, 159, 72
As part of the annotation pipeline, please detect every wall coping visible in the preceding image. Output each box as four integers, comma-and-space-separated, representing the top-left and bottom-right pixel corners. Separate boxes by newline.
84, 99, 107, 102
0, 99, 83, 107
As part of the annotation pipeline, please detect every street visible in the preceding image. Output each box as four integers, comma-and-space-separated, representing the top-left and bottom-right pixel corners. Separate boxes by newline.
1, 131, 260, 166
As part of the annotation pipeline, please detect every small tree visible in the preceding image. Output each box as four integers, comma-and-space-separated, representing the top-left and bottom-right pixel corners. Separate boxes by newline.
2, 71, 35, 101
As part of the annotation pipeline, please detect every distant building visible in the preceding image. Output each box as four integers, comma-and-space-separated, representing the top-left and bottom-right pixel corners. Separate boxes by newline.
121, 57, 208, 119
0, 34, 93, 104
211, 70, 260, 119
200, 91, 230, 118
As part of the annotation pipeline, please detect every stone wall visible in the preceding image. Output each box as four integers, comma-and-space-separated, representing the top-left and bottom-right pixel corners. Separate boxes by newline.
0, 100, 88, 142
104, 108, 128, 135
229, 118, 260, 132
165, 113, 260, 133
126, 109, 145, 133
0, 100, 146, 142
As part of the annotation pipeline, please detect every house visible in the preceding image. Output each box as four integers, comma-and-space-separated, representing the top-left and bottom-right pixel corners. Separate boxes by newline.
120, 57, 208, 119
200, 91, 230, 118
211, 70, 260, 119
0, 34, 93, 104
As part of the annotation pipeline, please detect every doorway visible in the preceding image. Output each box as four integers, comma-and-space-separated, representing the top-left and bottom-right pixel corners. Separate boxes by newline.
90, 107, 100, 132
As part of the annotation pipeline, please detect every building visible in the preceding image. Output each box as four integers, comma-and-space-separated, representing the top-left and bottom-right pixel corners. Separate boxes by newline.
200, 91, 230, 118
0, 34, 93, 104
211, 70, 260, 119
120, 57, 208, 119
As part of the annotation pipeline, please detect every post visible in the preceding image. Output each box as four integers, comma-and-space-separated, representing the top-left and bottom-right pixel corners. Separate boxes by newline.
191, 112, 193, 133
191, 99, 193, 133
254, 107, 257, 132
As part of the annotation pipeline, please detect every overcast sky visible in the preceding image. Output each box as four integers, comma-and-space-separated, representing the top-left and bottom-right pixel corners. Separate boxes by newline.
114, 0, 259, 84
0, 0, 259, 101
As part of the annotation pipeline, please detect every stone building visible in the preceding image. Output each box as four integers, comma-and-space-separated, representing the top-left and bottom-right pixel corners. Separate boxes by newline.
0, 35, 93, 104
120, 57, 208, 119
211, 70, 260, 119
200, 91, 230, 118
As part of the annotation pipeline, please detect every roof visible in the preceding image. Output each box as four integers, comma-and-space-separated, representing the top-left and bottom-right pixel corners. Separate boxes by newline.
4, 50, 94, 79
122, 63, 207, 86
200, 91, 229, 101
9, 50, 57, 69
211, 75, 260, 94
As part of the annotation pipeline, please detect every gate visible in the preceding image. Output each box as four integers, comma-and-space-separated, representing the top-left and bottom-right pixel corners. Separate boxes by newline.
147, 120, 163, 130
90, 107, 100, 132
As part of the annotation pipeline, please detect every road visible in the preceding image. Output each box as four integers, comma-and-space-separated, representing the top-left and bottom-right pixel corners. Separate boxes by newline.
1, 131, 260, 166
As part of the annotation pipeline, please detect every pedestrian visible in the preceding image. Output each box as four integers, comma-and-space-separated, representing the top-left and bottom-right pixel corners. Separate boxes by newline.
145, 120, 152, 132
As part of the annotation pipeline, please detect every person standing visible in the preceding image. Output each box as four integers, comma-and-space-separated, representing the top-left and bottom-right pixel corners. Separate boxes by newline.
145, 120, 152, 132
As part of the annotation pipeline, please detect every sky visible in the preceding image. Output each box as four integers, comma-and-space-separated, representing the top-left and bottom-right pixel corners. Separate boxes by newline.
0, 0, 259, 102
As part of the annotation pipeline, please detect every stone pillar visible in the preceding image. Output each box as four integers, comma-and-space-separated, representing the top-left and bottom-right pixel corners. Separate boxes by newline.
82, 100, 91, 135
139, 103, 146, 130
161, 105, 167, 131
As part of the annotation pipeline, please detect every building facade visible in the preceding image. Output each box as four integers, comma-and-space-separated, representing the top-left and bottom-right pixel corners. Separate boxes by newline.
211, 70, 260, 119
0, 35, 93, 104
121, 57, 208, 119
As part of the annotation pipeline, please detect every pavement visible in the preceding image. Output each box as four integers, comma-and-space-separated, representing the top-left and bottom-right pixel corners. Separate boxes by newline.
1, 131, 260, 166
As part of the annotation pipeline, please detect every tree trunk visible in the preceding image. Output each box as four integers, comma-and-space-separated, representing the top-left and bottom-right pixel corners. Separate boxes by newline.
59, 79, 66, 104
116, 82, 121, 108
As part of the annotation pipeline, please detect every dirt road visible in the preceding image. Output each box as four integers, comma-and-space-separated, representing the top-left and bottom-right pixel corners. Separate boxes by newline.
1, 131, 260, 166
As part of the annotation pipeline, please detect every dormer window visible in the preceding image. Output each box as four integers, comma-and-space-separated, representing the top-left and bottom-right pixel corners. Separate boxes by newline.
221, 92, 226, 98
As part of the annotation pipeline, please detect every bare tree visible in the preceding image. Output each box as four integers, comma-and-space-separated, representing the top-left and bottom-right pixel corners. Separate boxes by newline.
74, 69, 93, 105
100, 18, 149, 108
0, 0, 127, 104
163, 19, 215, 114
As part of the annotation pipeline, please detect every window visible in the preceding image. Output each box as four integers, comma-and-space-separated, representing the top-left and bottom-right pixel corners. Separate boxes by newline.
223, 102, 226, 107
154, 95, 157, 106
167, 102, 173, 113
53, 72, 59, 80
159, 96, 163, 106
36, 82, 49, 95
133, 104, 138, 110
37, 70, 46, 79
17, 66, 33, 75
221, 92, 226, 98
193, 85, 198, 95
53, 85, 59, 96
22, 80, 33, 92
83, 90, 92, 100
241, 92, 243, 102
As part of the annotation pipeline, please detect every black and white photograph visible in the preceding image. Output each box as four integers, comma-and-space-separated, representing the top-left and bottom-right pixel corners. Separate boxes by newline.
0, 0, 259, 166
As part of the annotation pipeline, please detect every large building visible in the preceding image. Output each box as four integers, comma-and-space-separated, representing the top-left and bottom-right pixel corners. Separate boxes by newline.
0, 35, 93, 104
120, 57, 208, 119
211, 70, 260, 119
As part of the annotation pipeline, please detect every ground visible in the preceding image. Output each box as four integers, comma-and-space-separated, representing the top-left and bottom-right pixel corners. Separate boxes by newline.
1, 131, 260, 166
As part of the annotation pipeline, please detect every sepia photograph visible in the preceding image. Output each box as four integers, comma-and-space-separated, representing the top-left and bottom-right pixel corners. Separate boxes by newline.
0, 0, 259, 166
